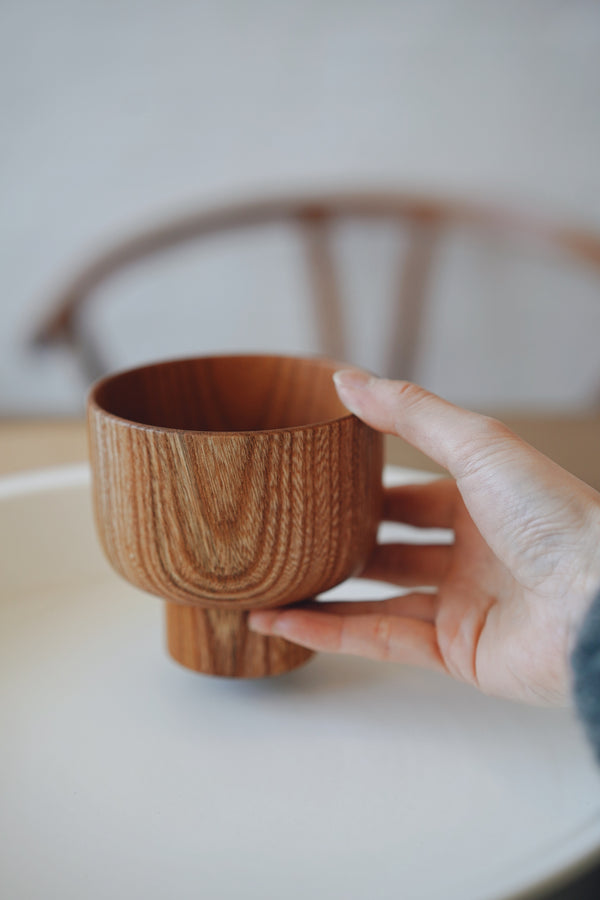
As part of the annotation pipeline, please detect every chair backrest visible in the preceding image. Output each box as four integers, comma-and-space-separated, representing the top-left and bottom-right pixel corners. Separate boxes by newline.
31, 190, 600, 390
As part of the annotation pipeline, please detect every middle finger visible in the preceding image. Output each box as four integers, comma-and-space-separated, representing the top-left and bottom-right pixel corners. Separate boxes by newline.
383, 478, 458, 528
359, 541, 452, 587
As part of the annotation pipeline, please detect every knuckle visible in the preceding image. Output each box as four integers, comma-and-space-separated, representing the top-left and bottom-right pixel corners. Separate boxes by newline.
393, 381, 432, 409
390, 382, 436, 432
477, 415, 514, 442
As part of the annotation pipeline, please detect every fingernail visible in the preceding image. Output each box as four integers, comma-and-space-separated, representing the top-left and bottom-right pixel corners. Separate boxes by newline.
333, 369, 376, 416
333, 369, 373, 392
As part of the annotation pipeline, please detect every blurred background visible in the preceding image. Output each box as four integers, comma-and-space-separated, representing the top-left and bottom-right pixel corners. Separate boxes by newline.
2, 0, 600, 416
3, 5, 600, 896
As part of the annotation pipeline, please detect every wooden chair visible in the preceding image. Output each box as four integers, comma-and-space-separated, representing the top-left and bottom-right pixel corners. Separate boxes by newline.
31, 190, 600, 386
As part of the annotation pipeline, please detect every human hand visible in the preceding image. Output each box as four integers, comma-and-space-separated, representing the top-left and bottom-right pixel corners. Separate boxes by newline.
249, 371, 600, 705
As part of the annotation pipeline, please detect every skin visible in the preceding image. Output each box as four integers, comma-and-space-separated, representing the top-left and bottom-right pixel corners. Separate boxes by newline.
248, 370, 600, 705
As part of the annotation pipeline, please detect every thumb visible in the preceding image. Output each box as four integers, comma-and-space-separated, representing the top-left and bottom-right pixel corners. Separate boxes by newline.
333, 370, 600, 598
331, 369, 585, 531
333, 369, 519, 481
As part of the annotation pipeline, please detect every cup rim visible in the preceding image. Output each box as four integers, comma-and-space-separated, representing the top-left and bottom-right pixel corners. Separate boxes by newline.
87, 352, 358, 436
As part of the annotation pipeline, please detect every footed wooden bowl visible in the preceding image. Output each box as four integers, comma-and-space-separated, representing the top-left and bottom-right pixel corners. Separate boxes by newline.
87, 354, 383, 678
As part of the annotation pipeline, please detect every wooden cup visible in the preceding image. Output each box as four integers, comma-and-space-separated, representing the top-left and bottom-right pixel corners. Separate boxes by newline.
87, 355, 383, 678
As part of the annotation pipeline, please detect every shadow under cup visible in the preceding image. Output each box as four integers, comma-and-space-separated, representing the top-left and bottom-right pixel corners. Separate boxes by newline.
87, 355, 383, 678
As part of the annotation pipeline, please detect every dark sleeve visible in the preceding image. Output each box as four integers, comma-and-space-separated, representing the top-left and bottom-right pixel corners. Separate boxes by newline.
571, 589, 600, 763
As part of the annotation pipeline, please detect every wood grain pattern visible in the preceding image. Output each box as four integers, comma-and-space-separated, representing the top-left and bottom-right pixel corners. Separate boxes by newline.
88, 355, 383, 678
166, 605, 314, 678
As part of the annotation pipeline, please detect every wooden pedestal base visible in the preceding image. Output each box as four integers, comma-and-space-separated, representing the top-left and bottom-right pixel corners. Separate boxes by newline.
165, 603, 315, 678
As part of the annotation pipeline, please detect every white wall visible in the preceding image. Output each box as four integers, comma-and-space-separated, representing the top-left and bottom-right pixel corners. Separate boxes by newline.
2, 0, 600, 414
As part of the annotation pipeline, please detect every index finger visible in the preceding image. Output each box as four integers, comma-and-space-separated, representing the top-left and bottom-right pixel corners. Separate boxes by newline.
333, 370, 520, 481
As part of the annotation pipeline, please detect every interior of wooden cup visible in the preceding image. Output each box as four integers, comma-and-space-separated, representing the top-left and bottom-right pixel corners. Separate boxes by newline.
90, 355, 352, 431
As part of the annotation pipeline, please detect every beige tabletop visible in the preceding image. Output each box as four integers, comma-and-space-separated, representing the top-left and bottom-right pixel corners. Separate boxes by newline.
1, 414, 599, 489
2, 414, 600, 899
